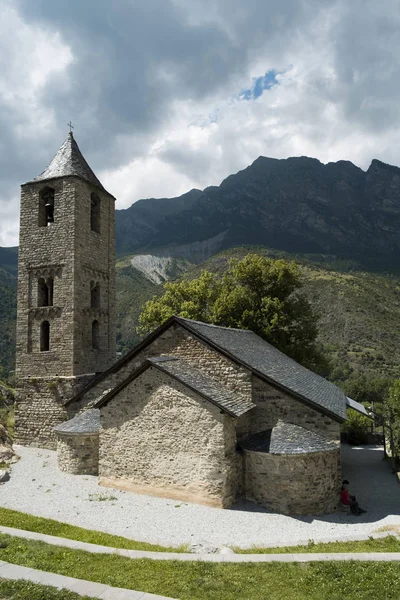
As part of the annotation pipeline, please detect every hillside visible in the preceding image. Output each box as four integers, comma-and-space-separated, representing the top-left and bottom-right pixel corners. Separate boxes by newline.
1, 245, 399, 381
115, 156, 400, 273
0, 248, 18, 379
183, 247, 400, 379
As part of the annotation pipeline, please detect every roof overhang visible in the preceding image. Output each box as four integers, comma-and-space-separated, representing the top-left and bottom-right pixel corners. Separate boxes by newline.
346, 396, 373, 419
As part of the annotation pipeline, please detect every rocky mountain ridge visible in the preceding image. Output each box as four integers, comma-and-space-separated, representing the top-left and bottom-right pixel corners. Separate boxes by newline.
115, 156, 400, 272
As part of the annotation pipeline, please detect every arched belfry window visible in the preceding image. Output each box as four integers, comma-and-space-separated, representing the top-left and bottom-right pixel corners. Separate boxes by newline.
40, 321, 50, 352
90, 281, 100, 309
39, 187, 55, 227
92, 320, 100, 350
38, 277, 54, 307
90, 193, 100, 233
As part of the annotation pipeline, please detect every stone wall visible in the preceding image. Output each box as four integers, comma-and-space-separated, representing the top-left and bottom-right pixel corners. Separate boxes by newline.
14, 375, 93, 449
244, 447, 341, 515
16, 176, 115, 380
75, 323, 252, 412
56, 433, 99, 475
252, 376, 341, 441
99, 366, 242, 507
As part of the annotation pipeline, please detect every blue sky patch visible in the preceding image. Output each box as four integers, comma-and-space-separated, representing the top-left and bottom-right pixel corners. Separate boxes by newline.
240, 70, 279, 100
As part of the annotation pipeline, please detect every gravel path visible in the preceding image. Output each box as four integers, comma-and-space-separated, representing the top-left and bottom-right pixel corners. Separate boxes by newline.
0, 444, 398, 549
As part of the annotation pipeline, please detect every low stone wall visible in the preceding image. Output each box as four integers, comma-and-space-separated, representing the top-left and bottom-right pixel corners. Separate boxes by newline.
244, 447, 341, 515
56, 432, 99, 475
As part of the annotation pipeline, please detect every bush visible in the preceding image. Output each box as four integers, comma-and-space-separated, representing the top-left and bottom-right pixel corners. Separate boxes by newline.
341, 409, 371, 444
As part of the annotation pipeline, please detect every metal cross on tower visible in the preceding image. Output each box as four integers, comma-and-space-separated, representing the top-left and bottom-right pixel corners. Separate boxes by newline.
67, 121, 74, 133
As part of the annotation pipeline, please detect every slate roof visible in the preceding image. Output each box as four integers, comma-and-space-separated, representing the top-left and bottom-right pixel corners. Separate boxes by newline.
241, 421, 338, 455
28, 132, 108, 192
53, 409, 100, 435
97, 356, 254, 418
148, 356, 254, 417
68, 315, 347, 422
176, 318, 347, 421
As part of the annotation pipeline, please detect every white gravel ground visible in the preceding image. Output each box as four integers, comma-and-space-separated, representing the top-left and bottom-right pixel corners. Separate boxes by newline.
0, 444, 399, 549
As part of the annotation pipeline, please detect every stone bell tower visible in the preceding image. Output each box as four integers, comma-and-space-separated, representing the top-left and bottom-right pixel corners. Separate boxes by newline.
15, 131, 116, 448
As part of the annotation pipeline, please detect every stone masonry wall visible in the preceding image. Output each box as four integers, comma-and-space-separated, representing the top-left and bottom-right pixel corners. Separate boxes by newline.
73, 178, 116, 375
245, 448, 341, 515
15, 375, 93, 449
99, 366, 242, 507
16, 176, 115, 380
75, 323, 252, 412
252, 376, 341, 441
56, 433, 99, 475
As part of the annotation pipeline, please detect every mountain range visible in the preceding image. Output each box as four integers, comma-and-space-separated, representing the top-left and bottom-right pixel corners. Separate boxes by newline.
116, 156, 400, 271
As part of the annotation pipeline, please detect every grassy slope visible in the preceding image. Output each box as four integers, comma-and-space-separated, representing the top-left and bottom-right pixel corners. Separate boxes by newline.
116, 258, 160, 355
0, 580, 98, 600
1, 534, 400, 600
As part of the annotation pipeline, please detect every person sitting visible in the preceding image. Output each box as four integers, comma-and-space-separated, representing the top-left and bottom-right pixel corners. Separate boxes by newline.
341, 480, 366, 515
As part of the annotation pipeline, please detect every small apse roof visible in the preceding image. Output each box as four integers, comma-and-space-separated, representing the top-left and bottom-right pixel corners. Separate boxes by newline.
241, 421, 338, 455
53, 409, 100, 436
27, 132, 109, 192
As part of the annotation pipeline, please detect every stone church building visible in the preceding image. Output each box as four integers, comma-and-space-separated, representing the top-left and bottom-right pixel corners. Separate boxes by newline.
15, 133, 363, 515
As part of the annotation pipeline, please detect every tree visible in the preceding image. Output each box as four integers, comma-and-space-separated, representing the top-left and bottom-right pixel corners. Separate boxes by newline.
139, 254, 325, 370
385, 379, 400, 468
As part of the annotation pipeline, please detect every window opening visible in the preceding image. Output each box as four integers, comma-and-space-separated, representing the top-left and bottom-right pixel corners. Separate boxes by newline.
38, 277, 54, 307
40, 321, 50, 352
39, 187, 55, 227
90, 281, 100, 309
90, 193, 100, 233
92, 320, 100, 350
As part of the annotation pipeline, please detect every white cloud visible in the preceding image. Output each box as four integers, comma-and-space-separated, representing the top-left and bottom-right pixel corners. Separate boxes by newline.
2, 0, 400, 245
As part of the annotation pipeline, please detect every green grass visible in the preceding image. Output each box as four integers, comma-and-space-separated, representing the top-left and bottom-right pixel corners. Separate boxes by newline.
0, 579, 99, 600
234, 535, 400, 554
1, 535, 400, 600
0, 507, 183, 552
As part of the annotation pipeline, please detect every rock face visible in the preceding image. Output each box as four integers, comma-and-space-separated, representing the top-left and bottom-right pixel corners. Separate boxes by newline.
115, 156, 400, 271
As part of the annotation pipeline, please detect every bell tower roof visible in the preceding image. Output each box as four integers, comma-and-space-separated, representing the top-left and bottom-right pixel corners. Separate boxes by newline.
30, 132, 106, 191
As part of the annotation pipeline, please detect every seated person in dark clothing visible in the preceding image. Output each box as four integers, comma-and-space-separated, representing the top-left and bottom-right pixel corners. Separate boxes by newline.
341, 480, 367, 515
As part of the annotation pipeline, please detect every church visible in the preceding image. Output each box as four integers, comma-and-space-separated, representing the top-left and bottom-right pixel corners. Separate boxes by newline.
14, 133, 364, 515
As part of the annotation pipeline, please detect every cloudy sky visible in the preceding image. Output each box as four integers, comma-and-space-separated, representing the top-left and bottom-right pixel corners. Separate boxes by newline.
1, 0, 400, 246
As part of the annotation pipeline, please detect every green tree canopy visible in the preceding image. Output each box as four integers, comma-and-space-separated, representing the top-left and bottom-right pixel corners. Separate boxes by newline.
138, 254, 324, 370
385, 379, 400, 460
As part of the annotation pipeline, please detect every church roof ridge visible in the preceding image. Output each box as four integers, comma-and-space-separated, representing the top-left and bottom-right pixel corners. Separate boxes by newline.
27, 132, 107, 191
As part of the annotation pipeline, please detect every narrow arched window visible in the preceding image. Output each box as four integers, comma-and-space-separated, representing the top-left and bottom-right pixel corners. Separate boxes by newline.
90, 193, 100, 233
92, 320, 100, 350
40, 321, 50, 352
90, 281, 100, 309
38, 277, 54, 307
39, 187, 55, 227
